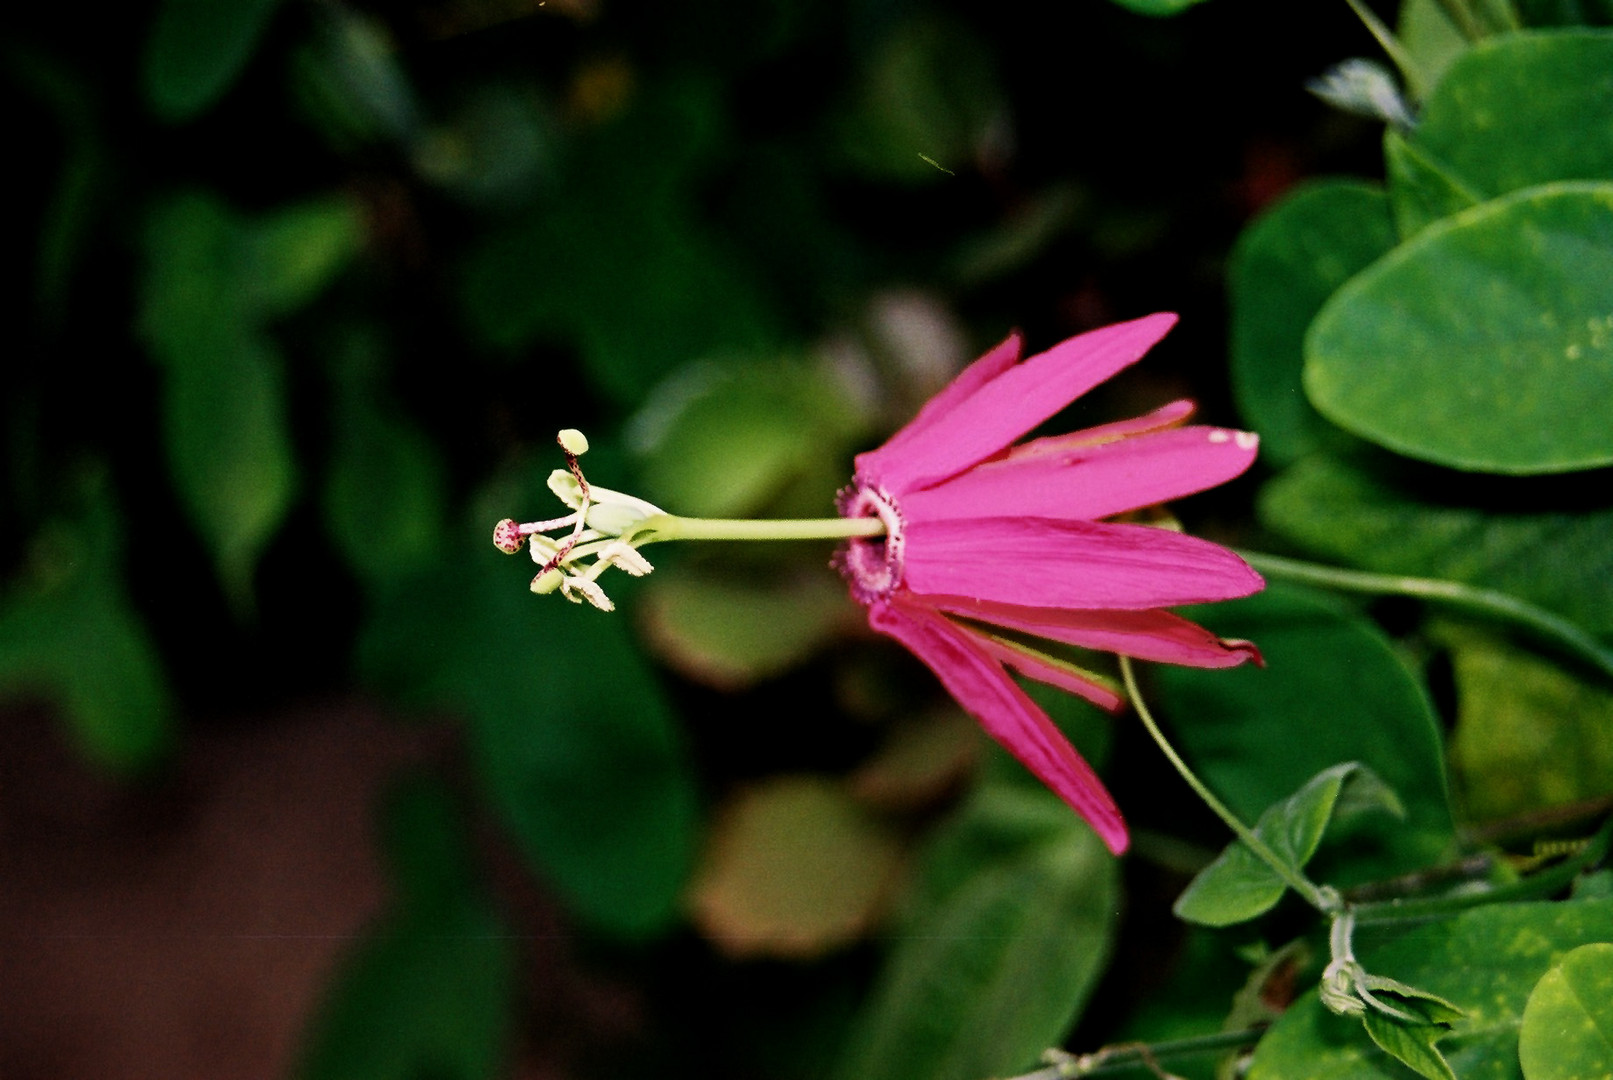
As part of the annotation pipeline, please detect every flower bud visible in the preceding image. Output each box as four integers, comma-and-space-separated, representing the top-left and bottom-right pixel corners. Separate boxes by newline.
493, 518, 526, 554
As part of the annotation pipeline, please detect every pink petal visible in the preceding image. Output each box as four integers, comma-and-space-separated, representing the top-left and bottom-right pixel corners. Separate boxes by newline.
933, 596, 1264, 669
969, 631, 1126, 711
861, 332, 1022, 462
856, 313, 1179, 495
900, 425, 1260, 523
901, 517, 1265, 610
868, 597, 1128, 853
1005, 399, 1197, 459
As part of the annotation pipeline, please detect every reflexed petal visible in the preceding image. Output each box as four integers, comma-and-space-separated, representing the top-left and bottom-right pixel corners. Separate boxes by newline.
968, 630, 1126, 711
868, 597, 1128, 853
901, 425, 1260, 522
1005, 399, 1196, 459
933, 596, 1264, 669
902, 517, 1264, 610
859, 332, 1021, 466
856, 313, 1178, 494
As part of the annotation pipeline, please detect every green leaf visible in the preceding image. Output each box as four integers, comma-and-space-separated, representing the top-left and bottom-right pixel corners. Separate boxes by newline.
1384, 130, 1481, 239
143, 0, 286, 121
833, 783, 1119, 1080
1228, 180, 1397, 466
1360, 1011, 1458, 1080
1306, 182, 1613, 474
140, 192, 360, 607
298, 779, 513, 1080
1105, 0, 1213, 14
0, 485, 176, 772
1447, 633, 1613, 822
1258, 455, 1613, 637
1519, 942, 1613, 1080
1409, 30, 1613, 201
1175, 763, 1403, 928
163, 331, 298, 607
357, 492, 699, 939
1249, 899, 1613, 1080
627, 361, 866, 519
245, 197, 364, 317
1151, 585, 1451, 881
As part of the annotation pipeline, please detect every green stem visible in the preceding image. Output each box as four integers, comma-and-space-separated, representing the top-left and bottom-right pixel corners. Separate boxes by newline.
1351, 816, 1613, 926
1240, 551, 1613, 683
631, 513, 886, 545
1016, 1029, 1264, 1079
1120, 656, 1335, 915
1342, 0, 1426, 90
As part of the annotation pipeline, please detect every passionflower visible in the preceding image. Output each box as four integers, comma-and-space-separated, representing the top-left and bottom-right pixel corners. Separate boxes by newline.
834, 313, 1264, 855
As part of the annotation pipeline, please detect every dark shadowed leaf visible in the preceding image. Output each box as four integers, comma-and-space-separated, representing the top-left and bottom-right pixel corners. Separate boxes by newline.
1258, 456, 1613, 636
143, 0, 286, 121
833, 783, 1119, 1080
1228, 180, 1396, 466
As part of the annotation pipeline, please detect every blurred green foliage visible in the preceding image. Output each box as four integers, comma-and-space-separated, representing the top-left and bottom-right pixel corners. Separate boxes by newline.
6, 0, 1613, 1078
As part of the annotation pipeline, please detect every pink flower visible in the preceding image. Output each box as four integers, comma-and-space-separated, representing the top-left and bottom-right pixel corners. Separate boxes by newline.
836, 313, 1264, 855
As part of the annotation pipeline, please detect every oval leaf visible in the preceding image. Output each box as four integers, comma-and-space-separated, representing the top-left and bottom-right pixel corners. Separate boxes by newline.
1410, 29, 1613, 200
1306, 182, 1613, 474
1519, 942, 1613, 1080
143, 0, 286, 121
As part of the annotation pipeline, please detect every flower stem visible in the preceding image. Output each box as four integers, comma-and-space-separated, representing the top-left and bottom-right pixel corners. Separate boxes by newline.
1012, 1029, 1264, 1079
630, 513, 886, 545
1238, 551, 1613, 683
1120, 656, 1336, 915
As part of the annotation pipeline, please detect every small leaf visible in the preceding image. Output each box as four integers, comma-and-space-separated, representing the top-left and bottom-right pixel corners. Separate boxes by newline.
162, 330, 298, 607
1174, 763, 1402, 927
833, 783, 1119, 1080
1228, 180, 1397, 466
1519, 942, 1613, 1080
1306, 181, 1613, 474
1360, 1011, 1458, 1080
687, 776, 904, 958
143, 0, 286, 121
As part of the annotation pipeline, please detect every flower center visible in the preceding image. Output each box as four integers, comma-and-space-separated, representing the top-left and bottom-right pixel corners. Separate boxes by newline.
835, 482, 905, 603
